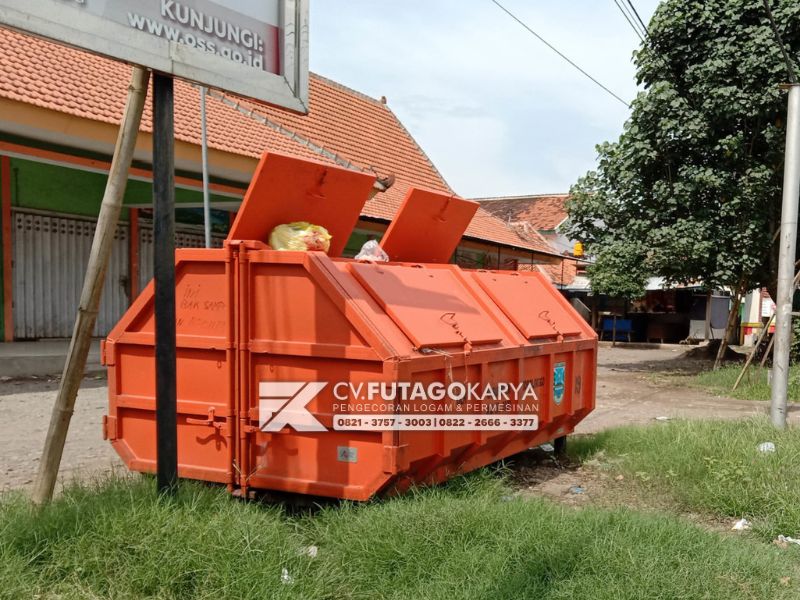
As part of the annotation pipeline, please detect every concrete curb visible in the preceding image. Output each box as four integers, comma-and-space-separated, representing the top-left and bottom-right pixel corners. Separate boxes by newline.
597, 341, 691, 350
0, 339, 101, 378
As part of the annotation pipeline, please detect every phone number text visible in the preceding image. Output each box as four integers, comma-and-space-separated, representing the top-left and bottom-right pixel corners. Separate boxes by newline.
333, 414, 539, 431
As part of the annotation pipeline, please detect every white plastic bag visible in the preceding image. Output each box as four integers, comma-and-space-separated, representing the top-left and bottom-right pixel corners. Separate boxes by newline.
731, 518, 751, 531
354, 240, 389, 262
757, 442, 776, 453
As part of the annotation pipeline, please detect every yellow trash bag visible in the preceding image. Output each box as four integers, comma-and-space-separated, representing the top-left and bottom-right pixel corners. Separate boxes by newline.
269, 222, 332, 253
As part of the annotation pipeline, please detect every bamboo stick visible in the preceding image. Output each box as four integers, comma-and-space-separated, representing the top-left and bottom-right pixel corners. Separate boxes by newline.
732, 313, 774, 391
32, 67, 150, 505
732, 270, 800, 391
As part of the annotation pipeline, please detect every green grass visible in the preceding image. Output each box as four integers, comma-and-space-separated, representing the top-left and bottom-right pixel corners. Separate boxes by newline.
691, 364, 800, 401
1, 470, 797, 599
572, 418, 800, 540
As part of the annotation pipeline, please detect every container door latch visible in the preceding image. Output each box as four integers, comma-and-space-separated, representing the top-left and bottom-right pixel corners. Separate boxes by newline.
186, 407, 229, 434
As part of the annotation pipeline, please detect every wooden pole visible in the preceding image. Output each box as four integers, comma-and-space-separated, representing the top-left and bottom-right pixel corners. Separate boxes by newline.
733, 271, 800, 391
763, 262, 800, 367
31, 67, 150, 505
732, 313, 774, 391
714, 282, 746, 370
760, 327, 776, 368
612, 314, 617, 348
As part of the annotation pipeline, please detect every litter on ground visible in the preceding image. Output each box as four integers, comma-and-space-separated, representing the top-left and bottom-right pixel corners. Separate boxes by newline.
731, 518, 751, 531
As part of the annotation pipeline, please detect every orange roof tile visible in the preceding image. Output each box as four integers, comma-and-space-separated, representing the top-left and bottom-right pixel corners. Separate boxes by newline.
464, 210, 560, 257
0, 27, 557, 256
475, 194, 569, 231
537, 260, 579, 286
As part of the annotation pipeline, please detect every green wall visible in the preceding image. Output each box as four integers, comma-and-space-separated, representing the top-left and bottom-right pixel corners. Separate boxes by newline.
11, 157, 106, 217
1, 156, 243, 340
9, 158, 239, 219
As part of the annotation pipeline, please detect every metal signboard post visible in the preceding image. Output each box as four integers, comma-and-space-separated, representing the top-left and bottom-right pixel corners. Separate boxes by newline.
200, 86, 212, 248
2, 0, 308, 499
152, 73, 179, 493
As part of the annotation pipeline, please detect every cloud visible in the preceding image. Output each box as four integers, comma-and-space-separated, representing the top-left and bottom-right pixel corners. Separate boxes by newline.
310, 0, 661, 197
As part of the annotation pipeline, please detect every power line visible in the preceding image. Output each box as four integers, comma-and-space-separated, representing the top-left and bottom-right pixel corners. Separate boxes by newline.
626, 0, 650, 38
612, 0, 645, 41
489, 0, 631, 108
762, 0, 797, 83
622, 0, 648, 39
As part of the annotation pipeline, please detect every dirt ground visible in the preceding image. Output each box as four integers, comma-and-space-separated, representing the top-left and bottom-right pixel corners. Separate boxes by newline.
578, 345, 792, 433
0, 344, 792, 493
0, 374, 114, 492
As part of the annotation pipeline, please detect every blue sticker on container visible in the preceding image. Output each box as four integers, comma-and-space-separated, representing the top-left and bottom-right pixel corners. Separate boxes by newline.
553, 362, 566, 405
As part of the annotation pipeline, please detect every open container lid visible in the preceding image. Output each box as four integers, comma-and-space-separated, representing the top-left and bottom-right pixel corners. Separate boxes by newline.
227, 152, 377, 256
379, 188, 479, 263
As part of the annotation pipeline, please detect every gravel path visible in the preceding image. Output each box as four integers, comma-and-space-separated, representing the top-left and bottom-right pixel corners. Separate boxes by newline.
0, 375, 119, 492
0, 345, 791, 492
577, 345, 795, 434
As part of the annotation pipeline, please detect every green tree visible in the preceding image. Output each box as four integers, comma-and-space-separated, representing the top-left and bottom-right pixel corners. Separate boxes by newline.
565, 0, 800, 301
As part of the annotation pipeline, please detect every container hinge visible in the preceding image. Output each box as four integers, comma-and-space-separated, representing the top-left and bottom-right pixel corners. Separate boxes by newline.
102, 415, 118, 441
383, 444, 409, 474
101, 339, 115, 366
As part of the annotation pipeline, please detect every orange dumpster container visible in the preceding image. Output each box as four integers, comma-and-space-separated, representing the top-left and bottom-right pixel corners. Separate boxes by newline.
103, 152, 597, 501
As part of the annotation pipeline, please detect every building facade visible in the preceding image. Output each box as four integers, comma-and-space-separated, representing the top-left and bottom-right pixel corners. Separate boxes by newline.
0, 29, 561, 340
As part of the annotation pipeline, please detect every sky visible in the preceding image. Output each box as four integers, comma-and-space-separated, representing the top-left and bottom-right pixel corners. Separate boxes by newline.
309, 0, 661, 198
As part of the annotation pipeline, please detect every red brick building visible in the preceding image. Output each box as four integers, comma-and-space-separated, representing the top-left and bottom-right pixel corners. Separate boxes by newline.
475, 194, 587, 288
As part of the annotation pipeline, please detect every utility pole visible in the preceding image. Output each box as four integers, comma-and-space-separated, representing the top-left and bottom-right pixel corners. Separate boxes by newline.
771, 83, 800, 429
199, 86, 212, 248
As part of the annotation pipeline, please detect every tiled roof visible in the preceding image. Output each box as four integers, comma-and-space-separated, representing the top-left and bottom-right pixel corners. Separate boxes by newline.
537, 261, 578, 287
0, 28, 326, 163
464, 208, 560, 257
475, 194, 569, 231
0, 28, 556, 255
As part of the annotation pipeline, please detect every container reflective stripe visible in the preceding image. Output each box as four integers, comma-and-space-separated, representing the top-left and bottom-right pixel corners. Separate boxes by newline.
12, 210, 129, 339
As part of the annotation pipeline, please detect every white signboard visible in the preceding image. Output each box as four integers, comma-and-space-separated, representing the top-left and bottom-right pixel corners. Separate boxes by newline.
0, 0, 309, 112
